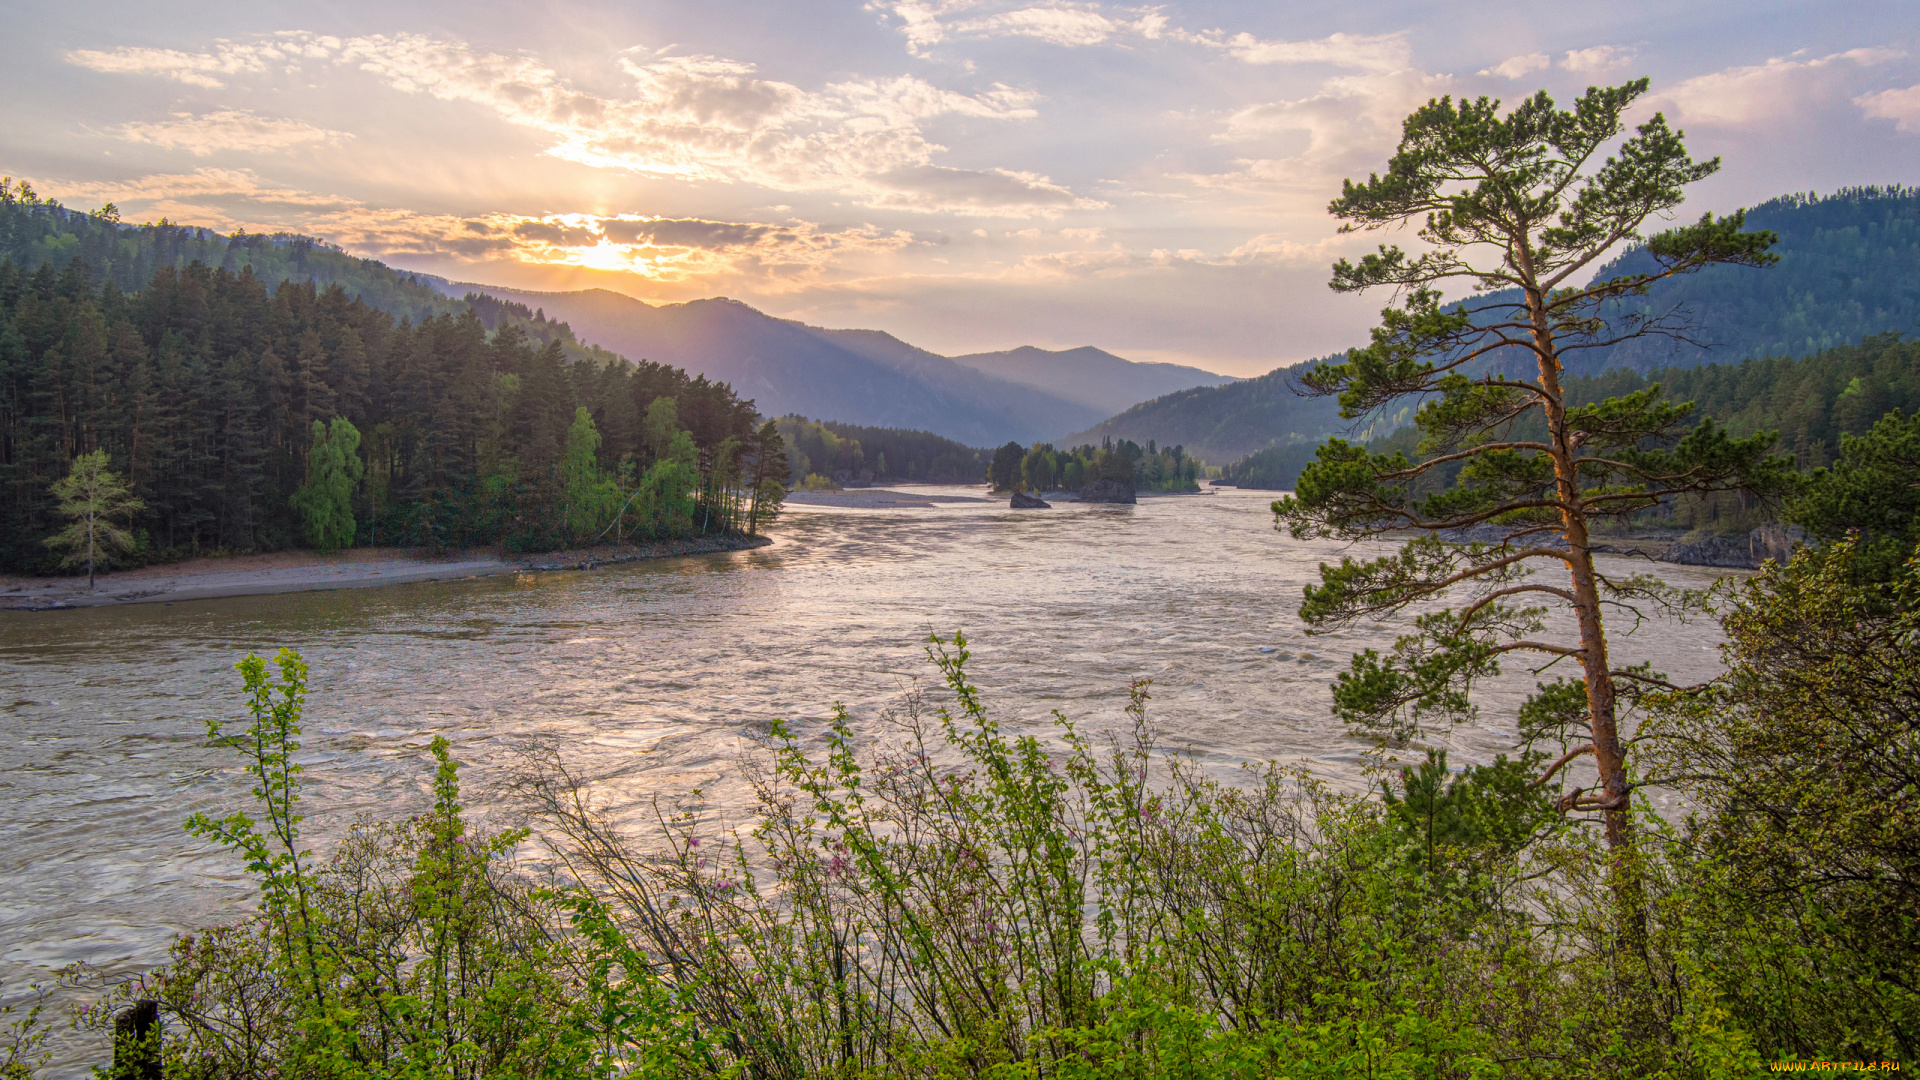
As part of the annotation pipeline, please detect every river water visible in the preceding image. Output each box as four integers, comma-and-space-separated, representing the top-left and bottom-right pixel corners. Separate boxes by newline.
0, 486, 1734, 1070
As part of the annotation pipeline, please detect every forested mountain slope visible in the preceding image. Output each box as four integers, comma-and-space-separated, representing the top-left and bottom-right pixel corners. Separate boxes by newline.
0, 184, 458, 324
1082, 186, 1920, 464
1575, 186, 1920, 374
1222, 330, 1920, 490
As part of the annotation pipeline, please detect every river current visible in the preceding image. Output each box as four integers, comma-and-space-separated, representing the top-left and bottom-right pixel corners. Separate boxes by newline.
0, 486, 1735, 1070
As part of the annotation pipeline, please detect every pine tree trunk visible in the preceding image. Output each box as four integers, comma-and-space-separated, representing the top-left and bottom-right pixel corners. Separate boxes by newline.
1528, 286, 1645, 947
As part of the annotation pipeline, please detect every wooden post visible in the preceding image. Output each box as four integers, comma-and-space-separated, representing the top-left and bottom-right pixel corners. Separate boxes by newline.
112, 999, 160, 1080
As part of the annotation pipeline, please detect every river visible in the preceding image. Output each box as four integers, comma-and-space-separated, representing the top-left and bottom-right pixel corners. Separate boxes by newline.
0, 486, 1735, 1071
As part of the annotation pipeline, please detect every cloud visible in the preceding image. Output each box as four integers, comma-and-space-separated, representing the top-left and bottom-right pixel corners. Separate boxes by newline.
66, 35, 339, 88
1480, 53, 1549, 80
866, 164, 1093, 213
1212, 67, 1451, 180
1223, 31, 1412, 72
512, 220, 602, 246
114, 109, 352, 156
1855, 82, 1920, 132
1560, 45, 1634, 74
1655, 48, 1902, 127
67, 32, 1087, 216
45, 167, 358, 212
870, 1, 1197, 56
600, 217, 780, 247
871, 0, 968, 57
954, 7, 1121, 47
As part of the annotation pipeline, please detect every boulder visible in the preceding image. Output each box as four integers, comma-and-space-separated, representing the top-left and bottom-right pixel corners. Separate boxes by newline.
1078, 478, 1137, 504
1010, 491, 1051, 509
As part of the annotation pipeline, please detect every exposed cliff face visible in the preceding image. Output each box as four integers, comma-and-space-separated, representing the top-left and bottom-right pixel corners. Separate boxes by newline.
1077, 478, 1137, 504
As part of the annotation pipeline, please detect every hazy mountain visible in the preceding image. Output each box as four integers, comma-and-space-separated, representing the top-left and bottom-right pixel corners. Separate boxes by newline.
1066, 361, 1353, 466
435, 283, 1190, 446
948, 345, 1234, 417
1074, 186, 1920, 466
805, 326, 1107, 439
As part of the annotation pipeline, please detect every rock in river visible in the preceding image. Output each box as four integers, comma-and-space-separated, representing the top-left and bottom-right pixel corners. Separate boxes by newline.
1011, 491, 1052, 509
1077, 478, 1136, 504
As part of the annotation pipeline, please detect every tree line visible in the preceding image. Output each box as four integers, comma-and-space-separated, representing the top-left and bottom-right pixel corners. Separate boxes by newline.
0, 253, 785, 573
987, 436, 1202, 494
774, 416, 987, 487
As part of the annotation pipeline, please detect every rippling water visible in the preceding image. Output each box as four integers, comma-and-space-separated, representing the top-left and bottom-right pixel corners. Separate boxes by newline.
0, 486, 1736, 1071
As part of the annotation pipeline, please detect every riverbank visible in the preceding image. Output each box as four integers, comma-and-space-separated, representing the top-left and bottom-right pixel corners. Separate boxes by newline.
0, 533, 772, 610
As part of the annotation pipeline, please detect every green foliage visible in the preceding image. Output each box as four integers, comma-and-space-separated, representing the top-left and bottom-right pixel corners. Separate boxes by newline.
561, 407, 618, 541
1215, 440, 1321, 490
1381, 750, 1555, 881
82, 648, 691, 1078
1784, 408, 1920, 585
290, 418, 363, 552
0, 982, 49, 1080
43, 448, 145, 585
1647, 539, 1920, 1060
987, 440, 1024, 491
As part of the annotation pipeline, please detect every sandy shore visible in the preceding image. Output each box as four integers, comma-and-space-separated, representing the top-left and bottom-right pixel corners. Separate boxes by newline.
0, 534, 772, 610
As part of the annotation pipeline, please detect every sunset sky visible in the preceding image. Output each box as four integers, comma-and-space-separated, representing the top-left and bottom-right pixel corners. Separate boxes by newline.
4, 0, 1917, 375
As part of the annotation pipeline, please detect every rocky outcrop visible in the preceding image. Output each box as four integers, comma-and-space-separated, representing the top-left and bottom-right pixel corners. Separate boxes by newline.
1660, 524, 1807, 569
1077, 478, 1137, 504
1010, 491, 1052, 509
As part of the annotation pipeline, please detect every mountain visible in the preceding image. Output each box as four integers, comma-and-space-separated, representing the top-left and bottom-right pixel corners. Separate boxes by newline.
1573, 186, 1920, 375
1076, 187, 1920, 466
439, 284, 1114, 446
1222, 329, 1920, 492
1065, 359, 1368, 465
947, 345, 1235, 417
0, 192, 1210, 449
0, 200, 464, 324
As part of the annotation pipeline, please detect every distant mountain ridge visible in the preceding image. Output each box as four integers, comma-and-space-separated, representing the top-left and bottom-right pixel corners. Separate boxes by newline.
1074, 186, 1920, 466
948, 345, 1235, 416
1066, 360, 1353, 466
433, 282, 1228, 447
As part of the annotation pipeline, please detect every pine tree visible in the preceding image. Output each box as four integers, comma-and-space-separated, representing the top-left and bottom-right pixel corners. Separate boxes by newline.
45, 449, 145, 589
1275, 80, 1795, 927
